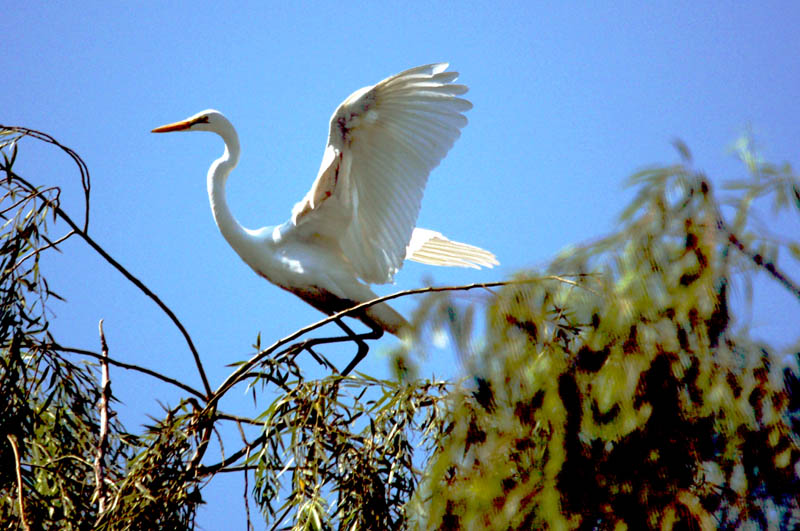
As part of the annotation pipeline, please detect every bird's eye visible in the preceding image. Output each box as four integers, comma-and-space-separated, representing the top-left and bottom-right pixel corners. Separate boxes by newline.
196, 116, 210, 124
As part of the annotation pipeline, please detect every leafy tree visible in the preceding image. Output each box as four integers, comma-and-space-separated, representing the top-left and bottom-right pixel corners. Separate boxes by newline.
1, 125, 798, 530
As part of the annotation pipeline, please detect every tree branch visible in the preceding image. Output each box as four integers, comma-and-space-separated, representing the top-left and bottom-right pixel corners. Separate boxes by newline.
209, 275, 588, 411
193, 277, 586, 474
720, 220, 800, 301
7, 434, 31, 531
49, 343, 206, 400
1, 125, 91, 229
7, 168, 212, 399
94, 320, 110, 520
3, 125, 211, 398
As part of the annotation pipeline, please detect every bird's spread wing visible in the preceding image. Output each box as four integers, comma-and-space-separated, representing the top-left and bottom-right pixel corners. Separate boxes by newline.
291, 63, 472, 284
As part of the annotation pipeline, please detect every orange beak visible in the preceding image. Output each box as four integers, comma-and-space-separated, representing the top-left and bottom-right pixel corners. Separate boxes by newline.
151, 119, 194, 133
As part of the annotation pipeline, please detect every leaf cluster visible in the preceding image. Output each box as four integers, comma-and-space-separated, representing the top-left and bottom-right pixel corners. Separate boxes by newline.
252, 374, 450, 530
0, 134, 131, 529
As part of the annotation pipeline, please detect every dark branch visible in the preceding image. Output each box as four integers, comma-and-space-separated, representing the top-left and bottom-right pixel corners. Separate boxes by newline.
49, 343, 206, 400
721, 220, 800, 301
8, 169, 212, 398
209, 275, 585, 411
3, 125, 211, 397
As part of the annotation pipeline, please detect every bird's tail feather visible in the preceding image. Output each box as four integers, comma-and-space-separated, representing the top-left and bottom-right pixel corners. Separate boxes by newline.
405, 228, 498, 269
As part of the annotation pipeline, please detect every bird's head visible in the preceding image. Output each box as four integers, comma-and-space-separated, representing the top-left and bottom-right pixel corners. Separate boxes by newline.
151, 109, 231, 135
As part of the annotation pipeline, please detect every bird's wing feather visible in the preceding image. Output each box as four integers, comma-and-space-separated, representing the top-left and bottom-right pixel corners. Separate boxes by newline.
291, 63, 472, 284
405, 228, 499, 269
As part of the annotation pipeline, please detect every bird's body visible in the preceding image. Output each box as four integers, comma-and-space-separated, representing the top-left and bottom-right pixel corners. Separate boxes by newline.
153, 63, 497, 336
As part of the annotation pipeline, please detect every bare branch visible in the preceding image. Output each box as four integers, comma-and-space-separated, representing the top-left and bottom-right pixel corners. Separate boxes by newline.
1, 125, 91, 229
196, 278, 583, 475
198, 433, 269, 477
11, 229, 76, 274
2, 125, 211, 398
214, 412, 265, 426
210, 275, 588, 410
94, 320, 110, 519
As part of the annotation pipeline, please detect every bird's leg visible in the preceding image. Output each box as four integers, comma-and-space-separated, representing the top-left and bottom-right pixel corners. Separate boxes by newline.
338, 319, 384, 376
287, 317, 384, 375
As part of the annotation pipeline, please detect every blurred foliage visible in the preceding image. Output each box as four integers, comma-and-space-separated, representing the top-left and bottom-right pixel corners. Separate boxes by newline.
2, 124, 799, 530
412, 140, 800, 529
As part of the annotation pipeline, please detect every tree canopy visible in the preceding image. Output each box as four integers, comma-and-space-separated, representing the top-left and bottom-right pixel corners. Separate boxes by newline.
1, 127, 798, 529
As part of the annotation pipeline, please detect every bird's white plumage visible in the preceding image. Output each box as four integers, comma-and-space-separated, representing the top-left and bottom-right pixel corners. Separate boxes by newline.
152, 64, 497, 336
291, 63, 473, 284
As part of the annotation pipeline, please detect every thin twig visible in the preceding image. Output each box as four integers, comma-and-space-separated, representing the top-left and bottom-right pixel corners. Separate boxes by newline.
271, 498, 296, 531
7, 434, 31, 531
0, 184, 60, 217
721, 221, 800, 301
9, 171, 211, 397
211, 465, 266, 473
94, 320, 110, 520
46, 193, 211, 397
1, 125, 91, 229
215, 411, 265, 426
11, 229, 76, 274
198, 433, 269, 477
48, 343, 206, 400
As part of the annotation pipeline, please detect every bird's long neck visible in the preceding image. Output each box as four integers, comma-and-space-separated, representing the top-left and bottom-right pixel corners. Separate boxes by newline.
207, 129, 252, 252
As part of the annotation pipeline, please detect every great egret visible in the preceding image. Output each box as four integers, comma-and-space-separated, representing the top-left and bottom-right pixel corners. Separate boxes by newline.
152, 63, 496, 350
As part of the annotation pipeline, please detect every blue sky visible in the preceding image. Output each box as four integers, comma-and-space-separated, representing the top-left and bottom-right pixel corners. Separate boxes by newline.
5, 3, 799, 528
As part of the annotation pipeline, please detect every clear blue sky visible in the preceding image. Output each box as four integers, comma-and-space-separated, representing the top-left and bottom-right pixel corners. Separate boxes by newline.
5, 3, 799, 528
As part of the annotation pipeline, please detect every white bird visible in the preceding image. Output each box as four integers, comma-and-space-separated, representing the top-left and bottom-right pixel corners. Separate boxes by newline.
152, 63, 497, 359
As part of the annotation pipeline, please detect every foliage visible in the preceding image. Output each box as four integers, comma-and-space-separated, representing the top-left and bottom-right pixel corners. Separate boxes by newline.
416, 141, 800, 529
95, 404, 203, 530
1, 125, 798, 530
252, 376, 450, 529
1, 134, 104, 529
0, 129, 203, 529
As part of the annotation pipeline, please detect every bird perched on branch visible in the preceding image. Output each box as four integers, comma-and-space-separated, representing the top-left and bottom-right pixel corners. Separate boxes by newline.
152, 64, 496, 359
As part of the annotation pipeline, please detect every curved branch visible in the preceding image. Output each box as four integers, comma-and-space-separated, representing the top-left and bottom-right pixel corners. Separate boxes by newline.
210, 276, 585, 409
8, 169, 211, 398
720, 220, 800, 301
3, 125, 211, 397
1, 125, 91, 230
10, 230, 76, 275
195, 278, 579, 473
214, 411, 266, 426
50, 344, 206, 400
198, 432, 269, 477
